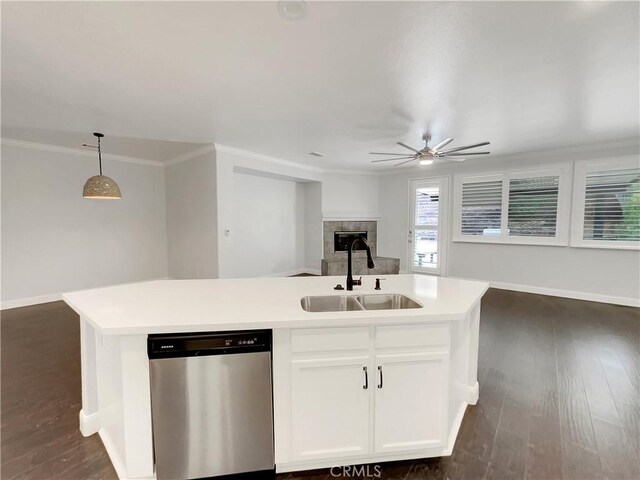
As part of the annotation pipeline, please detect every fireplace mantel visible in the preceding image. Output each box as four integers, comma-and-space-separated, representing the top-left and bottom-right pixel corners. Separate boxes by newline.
322, 213, 381, 221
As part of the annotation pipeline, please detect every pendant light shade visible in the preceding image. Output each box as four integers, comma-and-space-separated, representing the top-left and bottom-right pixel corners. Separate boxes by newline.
83, 174, 122, 199
83, 133, 122, 199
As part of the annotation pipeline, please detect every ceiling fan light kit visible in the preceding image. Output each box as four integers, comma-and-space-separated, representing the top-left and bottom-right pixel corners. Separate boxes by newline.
82, 132, 122, 200
370, 134, 491, 167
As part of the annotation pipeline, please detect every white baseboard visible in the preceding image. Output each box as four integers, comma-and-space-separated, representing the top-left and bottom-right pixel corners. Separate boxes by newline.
440, 274, 639, 308
2, 277, 172, 311
79, 409, 100, 437
445, 402, 468, 456
1, 293, 62, 310
98, 428, 156, 480
99, 429, 131, 480
488, 281, 639, 308
466, 381, 479, 405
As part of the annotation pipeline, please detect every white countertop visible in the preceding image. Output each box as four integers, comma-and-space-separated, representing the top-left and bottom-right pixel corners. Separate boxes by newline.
63, 274, 489, 335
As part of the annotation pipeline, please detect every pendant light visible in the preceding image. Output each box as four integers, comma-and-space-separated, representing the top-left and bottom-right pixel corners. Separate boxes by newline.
83, 132, 122, 199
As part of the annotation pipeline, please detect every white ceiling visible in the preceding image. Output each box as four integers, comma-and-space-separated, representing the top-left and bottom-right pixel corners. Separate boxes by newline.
2, 1, 638, 169
1, 126, 207, 163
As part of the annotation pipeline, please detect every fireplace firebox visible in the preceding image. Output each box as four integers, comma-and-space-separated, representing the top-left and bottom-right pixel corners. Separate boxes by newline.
334, 231, 368, 252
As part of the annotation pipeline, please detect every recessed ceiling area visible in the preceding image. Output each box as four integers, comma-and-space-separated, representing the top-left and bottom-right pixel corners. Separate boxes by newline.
2, 1, 638, 169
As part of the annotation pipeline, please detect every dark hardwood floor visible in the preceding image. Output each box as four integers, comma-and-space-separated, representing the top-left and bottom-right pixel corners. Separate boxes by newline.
2, 289, 638, 480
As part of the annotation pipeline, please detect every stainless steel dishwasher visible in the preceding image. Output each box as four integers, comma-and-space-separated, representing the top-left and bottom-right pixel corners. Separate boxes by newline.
148, 330, 274, 480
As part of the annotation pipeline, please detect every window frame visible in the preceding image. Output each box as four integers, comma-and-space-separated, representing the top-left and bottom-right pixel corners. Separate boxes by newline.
407, 177, 449, 276
570, 157, 640, 251
453, 164, 571, 246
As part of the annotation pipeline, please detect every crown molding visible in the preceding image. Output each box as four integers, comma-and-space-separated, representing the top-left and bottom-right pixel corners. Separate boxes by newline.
476, 137, 640, 165
0, 138, 164, 167
214, 143, 325, 174
323, 168, 381, 176
164, 144, 216, 166
373, 137, 640, 175
322, 212, 381, 221
215, 143, 385, 176
8, 136, 632, 176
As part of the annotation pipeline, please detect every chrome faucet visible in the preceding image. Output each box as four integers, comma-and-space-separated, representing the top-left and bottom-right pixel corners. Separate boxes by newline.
346, 236, 375, 291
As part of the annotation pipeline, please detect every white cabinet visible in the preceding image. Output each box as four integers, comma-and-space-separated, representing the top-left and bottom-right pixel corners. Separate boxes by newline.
374, 352, 448, 453
279, 324, 450, 467
290, 356, 370, 461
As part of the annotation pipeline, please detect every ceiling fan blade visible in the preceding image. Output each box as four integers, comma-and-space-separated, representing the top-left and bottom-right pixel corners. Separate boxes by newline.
440, 157, 466, 162
431, 137, 453, 151
439, 142, 490, 154
394, 158, 417, 167
369, 152, 412, 155
397, 142, 421, 154
445, 152, 490, 156
371, 156, 415, 163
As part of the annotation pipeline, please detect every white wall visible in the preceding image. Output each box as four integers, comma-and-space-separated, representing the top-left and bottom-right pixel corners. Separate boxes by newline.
1, 144, 168, 306
165, 150, 218, 279
215, 146, 323, 278
304, 181, 323, 272
378, 143, 640, 303
7, 137, 634, 307
322, 173, 380, 219
227, 172, 304, 277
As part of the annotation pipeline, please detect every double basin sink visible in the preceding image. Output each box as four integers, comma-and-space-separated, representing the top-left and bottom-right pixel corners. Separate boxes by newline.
300, 293, 422, 312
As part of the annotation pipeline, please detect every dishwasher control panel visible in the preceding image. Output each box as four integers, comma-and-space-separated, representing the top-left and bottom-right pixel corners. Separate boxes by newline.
148, 330, 272, 359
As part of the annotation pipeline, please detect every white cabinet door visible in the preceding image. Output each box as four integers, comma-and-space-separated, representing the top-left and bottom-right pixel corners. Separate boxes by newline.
291, 356, 371, 461
374, 352, 448, 453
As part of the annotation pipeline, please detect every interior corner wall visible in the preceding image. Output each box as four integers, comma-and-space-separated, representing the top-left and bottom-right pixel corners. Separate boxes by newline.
377, 145, 640, 303
1, 144, 168, 306
226, 171, 304, 278
165, 151, 218, 279
304, 181, 323, 272
215, 147, 323, 278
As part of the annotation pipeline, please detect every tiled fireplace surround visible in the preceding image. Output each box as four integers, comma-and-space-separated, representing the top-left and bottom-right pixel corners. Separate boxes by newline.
321, 221, 400, 276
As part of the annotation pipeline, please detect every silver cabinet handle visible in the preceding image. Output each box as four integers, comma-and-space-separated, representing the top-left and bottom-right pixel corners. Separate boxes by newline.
363, 366, 368, 389
377, 366, 383, 389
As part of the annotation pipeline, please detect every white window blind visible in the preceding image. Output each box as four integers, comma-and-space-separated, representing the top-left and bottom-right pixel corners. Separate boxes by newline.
508, 175, 560, 237
460, 180, 502, 236
455, 165, 569, 245
413, 186, 439, 270
415, 188, 439, 226
582, 167, 640, 242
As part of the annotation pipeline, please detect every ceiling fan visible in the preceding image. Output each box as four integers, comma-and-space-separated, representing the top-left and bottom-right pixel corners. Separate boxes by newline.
370, 134, 490, 167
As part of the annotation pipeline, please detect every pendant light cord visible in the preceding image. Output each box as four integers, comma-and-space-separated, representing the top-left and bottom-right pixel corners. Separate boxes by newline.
97, 136, 103, 175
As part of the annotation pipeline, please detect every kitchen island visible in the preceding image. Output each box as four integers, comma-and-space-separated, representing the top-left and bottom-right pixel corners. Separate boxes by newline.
64, 274, 488, 480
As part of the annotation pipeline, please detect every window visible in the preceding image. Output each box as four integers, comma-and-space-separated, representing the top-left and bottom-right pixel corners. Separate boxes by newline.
453, 166, 569, 245
507, 175, 559, 237
571, 158, 640, 249
461, 179, 502, 236
409, 178, 448, 275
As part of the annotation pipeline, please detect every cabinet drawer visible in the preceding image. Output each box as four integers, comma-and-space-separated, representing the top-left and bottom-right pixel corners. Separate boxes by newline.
291, 327, 369, 353
375, 324, 449, 349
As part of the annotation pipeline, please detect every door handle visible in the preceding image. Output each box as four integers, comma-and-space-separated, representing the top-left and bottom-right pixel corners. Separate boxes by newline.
363, 366, 368, 390
377, 366, 383, 389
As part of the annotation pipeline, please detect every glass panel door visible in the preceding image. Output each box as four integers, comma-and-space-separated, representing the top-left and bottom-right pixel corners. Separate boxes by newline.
409, 178, 448, 275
